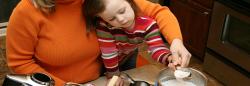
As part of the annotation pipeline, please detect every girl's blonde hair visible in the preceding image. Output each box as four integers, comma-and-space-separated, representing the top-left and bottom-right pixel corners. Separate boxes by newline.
32, 0, 56, 14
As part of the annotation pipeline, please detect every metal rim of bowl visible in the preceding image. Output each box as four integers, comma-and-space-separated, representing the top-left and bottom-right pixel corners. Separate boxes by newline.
189, 68, 208, 85
156, 67, 208, 86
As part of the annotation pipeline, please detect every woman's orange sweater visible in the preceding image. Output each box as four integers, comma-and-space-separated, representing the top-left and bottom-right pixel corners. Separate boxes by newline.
6, 0, 182, 85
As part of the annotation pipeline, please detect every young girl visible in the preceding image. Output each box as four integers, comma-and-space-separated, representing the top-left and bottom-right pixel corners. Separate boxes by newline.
83, 0, 180, 80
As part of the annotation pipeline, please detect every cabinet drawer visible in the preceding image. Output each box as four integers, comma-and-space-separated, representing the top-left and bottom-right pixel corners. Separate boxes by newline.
175, 0, 214, 8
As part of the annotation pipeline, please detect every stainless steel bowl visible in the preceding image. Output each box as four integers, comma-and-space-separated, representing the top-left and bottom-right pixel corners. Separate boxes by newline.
155, 68, 208, 86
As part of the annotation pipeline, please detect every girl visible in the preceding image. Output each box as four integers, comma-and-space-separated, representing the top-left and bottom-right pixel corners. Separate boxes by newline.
83, 0, 180, 81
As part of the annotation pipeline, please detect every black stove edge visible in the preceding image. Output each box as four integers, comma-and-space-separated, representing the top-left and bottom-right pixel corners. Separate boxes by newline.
206, 48, 250, 78
218, 0, 250, 16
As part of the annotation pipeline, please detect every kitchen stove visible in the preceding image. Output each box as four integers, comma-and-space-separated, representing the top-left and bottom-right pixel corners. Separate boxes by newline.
203, 0, 250, 85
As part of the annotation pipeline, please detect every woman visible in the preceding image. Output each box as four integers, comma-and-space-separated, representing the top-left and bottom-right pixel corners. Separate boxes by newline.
6, 0, 191, 85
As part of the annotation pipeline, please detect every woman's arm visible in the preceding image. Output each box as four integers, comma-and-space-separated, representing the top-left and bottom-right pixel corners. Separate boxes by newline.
135, 0, 191, 67
134, 0, 182, 44
6, 2, 65, 85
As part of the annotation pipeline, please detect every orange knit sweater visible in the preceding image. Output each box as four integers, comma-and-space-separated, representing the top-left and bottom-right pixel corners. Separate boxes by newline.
6, 0, 182, 86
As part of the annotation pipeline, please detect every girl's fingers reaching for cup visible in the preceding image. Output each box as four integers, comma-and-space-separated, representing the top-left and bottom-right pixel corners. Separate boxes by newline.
168, 63, 174, 70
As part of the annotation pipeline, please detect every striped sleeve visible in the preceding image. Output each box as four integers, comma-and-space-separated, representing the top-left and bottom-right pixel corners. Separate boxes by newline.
144, 21, 171, 64
96, 26, 119, 73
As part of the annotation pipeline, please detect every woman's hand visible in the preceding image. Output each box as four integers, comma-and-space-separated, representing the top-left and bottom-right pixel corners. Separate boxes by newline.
170, 39, 192, 67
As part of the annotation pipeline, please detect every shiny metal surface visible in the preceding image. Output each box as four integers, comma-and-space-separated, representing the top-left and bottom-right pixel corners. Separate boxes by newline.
3, 73, 54, 86
156, 68, 208, 86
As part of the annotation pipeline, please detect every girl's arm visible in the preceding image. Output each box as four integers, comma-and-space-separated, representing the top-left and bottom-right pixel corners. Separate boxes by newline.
96, 26, 120, 78
144, 21, 171, 65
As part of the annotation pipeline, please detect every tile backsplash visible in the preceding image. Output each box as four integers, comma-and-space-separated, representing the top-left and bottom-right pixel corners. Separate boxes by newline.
0, 22, 8, 86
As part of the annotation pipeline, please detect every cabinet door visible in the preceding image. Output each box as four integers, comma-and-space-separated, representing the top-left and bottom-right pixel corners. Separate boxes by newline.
191, 0, 214, 8
170, 0, 211, 60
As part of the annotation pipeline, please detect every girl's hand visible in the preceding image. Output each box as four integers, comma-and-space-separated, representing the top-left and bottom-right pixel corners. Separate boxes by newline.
167, 55, 181, 70
106, 76, 124, 86
170, 39, 192, 67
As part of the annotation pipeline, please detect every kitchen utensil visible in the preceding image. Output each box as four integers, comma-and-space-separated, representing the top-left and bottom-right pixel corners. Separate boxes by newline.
120, 72, 152, 86
155, 67, 207, 86
175, 67, 192, 81
3, 73, 54, 86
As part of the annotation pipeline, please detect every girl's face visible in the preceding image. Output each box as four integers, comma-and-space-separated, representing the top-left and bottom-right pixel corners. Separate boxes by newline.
98, 0, 135, 29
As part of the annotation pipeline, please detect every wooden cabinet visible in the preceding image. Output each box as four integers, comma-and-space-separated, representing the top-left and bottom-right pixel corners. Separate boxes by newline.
0, 0, 20, 22
170, 0, 214, 60
191, 0, 214, 8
